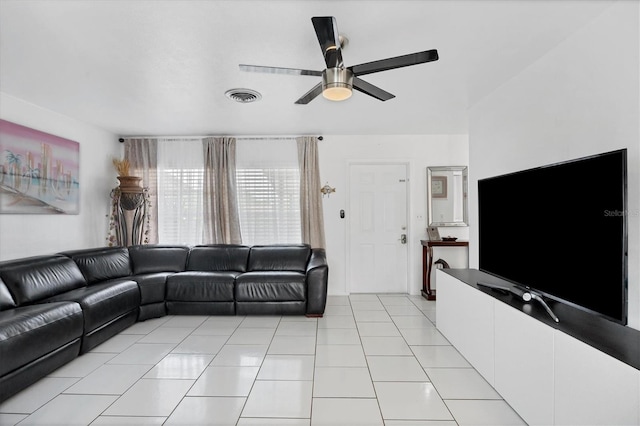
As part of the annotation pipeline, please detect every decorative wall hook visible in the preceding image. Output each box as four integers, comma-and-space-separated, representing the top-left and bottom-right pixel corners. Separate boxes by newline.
320, 182, 336, 198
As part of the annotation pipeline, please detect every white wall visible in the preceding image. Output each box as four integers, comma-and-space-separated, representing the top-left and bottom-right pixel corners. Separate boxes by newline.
468, 2, 640, 329
0, 93, 121, 260
318, 134, 469, 295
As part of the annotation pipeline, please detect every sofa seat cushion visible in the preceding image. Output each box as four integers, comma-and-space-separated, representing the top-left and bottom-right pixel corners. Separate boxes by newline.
0, 301, 83, 376
235, 272, 306, 302
43, 279, 140, 333
131, 272, 172, 305
166, 272, 237, 302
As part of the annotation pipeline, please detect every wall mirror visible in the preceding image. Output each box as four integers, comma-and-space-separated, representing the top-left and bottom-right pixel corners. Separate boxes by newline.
427, 166, 468, 226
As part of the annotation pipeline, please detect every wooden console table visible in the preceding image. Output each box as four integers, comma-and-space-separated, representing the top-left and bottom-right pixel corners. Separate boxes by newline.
421, 239, 468, 300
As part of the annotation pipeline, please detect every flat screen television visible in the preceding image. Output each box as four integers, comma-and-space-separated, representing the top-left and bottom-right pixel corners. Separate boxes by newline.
478, 149, 628, 324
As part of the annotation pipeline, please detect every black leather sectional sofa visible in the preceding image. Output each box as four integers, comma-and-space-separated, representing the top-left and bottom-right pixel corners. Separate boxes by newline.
0, 244, 328, 402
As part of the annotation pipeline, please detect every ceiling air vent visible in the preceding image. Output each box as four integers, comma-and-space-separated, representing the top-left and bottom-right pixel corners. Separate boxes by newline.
225, 88, 262, 103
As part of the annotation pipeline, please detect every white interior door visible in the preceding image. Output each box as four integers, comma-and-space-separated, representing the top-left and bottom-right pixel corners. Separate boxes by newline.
348, 163, 408, 293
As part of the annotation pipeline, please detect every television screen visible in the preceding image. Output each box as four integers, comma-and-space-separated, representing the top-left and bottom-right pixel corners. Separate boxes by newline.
478, 149, 627, 324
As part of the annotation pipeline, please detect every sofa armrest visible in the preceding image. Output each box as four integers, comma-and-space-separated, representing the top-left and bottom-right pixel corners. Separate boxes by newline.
306, 248, 328, 316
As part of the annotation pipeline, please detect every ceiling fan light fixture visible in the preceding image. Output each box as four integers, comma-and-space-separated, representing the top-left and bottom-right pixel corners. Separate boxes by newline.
322, 68, 353, 101
323, 85, 352, 101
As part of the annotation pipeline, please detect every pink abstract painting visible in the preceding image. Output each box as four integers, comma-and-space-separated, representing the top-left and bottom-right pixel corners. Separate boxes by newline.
0, 119, 80, 214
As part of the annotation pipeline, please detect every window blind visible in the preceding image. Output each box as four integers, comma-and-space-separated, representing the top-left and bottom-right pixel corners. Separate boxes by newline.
235, 139, 301, 245
157, 139, 204, 245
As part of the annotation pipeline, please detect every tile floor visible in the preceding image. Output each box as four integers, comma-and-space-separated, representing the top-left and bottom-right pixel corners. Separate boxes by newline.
0, 294, 527, 426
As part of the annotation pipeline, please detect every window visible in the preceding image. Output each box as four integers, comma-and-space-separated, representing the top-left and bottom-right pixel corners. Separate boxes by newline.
155, 138, 301, 246
236, 167, 301, 245
157, 139, 204, 245
235, 139, 301, 245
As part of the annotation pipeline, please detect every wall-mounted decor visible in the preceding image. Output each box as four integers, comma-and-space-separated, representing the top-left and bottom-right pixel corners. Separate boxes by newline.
0, 119, 80, 214
320, 182, 336, 198
431, 175, 447, 198
427, 166, 468, 227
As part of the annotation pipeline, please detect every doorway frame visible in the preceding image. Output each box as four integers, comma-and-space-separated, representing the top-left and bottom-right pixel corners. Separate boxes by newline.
345, 160, 411, 294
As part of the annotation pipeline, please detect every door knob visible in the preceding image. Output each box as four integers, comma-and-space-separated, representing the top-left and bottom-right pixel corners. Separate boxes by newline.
399, 234, 407, 244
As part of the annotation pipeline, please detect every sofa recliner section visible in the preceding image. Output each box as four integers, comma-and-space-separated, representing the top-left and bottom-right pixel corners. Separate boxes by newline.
164, 245, 248, 315
43, 279, 140, 353
128, 245, 190, 320
234, 245, 310, 316
0, 275, 84, 402
50, 247, 141, 353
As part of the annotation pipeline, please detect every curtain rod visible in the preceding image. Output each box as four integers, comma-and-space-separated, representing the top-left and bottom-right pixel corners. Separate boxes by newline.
118, 136, 323, 143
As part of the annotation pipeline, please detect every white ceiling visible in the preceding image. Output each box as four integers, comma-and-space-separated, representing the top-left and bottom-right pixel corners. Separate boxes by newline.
0, 0, 611, 137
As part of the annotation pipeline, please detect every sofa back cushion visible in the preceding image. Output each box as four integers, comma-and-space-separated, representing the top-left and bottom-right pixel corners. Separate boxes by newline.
61, 247, 131, 284
0, 278, 16, 311
247, 245, 311, 272
187, 245, 250, 272
129, 245, 190, 274
0, 255, 87, 305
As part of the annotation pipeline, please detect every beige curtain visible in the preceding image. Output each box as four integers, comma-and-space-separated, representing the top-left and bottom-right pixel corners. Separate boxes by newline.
297, 136, 326, 249
123, 138, 158, 244
202, 137, 242, 244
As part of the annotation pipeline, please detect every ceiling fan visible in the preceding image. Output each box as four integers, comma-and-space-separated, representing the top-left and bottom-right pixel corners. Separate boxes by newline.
239, 16, 439, 104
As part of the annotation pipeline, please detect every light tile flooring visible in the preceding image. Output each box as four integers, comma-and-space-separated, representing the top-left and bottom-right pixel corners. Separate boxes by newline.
0, 294, 527, 426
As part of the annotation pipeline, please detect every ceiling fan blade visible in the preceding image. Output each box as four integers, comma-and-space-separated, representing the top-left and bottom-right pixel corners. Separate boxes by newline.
239, 64, 322, 77
353, 77, 395, 101
295, 82, 324, 104
349, 49, 439, 77
311, 16, 344, 69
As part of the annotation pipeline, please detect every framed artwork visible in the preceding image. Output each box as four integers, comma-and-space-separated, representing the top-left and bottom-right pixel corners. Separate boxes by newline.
427, 226, 441, 241
431, 175, 447, 198
0, 119, 80, 214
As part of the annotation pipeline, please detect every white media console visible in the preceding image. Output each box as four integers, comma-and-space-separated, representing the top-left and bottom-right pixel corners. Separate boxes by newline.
436, 269, 640, 426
